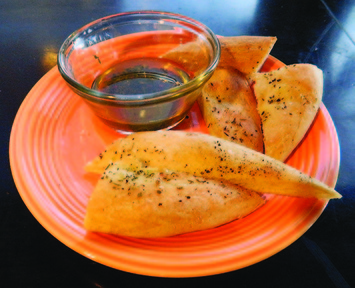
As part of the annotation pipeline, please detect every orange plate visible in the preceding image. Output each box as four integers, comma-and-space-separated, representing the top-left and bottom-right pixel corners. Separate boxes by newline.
9, 56, 340, 277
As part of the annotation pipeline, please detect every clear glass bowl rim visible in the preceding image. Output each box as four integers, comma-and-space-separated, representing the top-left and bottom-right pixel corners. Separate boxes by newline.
57, 10, 221, 105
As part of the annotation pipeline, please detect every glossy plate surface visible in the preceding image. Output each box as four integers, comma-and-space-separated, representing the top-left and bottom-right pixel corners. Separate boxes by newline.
9, 56, 340, 277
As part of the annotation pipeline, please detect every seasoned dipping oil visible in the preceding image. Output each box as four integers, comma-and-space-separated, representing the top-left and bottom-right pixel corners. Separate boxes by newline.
92, 58, 191, 95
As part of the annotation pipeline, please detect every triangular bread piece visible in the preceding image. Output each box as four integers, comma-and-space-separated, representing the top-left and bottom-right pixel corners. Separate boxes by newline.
162, 36, 277, 77
199, 67, 263, 152
219, 36, 277, 74
161, 38, 211, 76
86, 131, 340, 200
251, 64, 323, 161
84, 163, 265, 238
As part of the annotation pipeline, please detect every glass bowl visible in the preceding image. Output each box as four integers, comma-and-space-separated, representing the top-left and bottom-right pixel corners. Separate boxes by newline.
57, 11, 220, 132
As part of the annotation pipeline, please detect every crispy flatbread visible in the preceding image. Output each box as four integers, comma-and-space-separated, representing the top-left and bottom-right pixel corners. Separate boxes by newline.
219, 36, 277, 74
86, 131, 340, 199
166, 36, 276, 152
85, 131, 340, 238
199, 67, 263, 152
84, 164, 265, 238
162, 36, 277, 77
251, 64, 323, 161
162, 38, 211, 76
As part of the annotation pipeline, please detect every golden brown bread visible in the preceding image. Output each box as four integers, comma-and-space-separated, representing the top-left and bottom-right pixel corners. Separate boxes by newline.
250, 64, 323, 161
84, 164, 265, 238
218, 36, 277, 74
199, 67, 264, 152
84, 131, 340, 238
86, 131, 340, 199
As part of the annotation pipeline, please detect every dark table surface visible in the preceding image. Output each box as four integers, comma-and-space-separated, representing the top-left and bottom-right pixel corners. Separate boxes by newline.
1, 0, 354, 287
